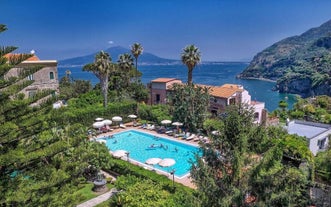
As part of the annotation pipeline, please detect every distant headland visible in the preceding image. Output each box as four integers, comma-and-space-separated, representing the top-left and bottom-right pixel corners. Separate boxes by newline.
238, 19, 331, 98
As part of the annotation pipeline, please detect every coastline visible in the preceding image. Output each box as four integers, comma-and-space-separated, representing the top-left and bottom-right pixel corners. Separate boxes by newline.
58, 64, 295, 111
237, 76, 277, 83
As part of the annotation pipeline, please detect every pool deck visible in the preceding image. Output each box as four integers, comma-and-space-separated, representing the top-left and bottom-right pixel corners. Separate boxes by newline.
95, 124, 199, 189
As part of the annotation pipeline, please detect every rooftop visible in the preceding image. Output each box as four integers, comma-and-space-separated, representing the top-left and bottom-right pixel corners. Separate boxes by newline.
152, 78, 179, 83
221, 84, 244, 90
287, 120, 331, 139
4, 53, 40, 61
208, 84, 245, 98
194, 83, 244, 98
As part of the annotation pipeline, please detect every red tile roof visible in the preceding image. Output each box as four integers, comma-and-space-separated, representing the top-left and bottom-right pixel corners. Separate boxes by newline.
152, 78, 179, 83
196, 84, 243, 98
4, 53, 40, 61
151, 78, 246, 99
221, 84, 244, 90
209, 86, 239, 98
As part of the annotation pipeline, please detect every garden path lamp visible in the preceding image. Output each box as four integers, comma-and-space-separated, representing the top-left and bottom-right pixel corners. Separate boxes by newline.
125, 151, 130, 162
170, 169, 176, 190
159, 158, 176, 190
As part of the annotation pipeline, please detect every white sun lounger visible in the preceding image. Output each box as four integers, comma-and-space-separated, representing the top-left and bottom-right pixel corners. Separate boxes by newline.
165, 130, 173, 135
120, 124, 126, 128
185, 134, 196, 141
96, 139, 106, 144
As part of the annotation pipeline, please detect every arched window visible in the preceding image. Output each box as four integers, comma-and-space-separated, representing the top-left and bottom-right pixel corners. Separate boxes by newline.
50, 72, 54, 80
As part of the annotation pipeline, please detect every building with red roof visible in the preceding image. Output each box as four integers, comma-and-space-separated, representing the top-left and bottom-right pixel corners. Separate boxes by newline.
148, 78, 182, 105
148, 78, 266, 124
3, 53, 59, 103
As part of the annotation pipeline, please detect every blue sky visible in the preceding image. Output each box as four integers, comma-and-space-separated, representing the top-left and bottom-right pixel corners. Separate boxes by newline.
2, 0, 331, 61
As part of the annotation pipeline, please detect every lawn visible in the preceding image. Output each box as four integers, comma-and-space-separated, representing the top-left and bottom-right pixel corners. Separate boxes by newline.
74, 182, 114, 205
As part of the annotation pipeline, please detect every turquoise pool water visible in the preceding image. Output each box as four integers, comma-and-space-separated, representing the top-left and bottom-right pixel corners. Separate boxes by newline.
99, 130, 201, 178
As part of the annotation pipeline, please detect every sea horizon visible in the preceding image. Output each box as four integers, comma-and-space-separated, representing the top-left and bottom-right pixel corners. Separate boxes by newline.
58, 60, 251, 68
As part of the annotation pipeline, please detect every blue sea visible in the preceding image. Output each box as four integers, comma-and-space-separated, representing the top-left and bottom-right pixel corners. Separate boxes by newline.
58, 63, 297, 112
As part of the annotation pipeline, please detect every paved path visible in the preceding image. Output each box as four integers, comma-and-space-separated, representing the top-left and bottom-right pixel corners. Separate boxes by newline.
77, 170, 118, 207
77, 188, 118, 207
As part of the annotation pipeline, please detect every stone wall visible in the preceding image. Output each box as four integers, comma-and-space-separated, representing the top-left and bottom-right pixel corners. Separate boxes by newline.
4, 60, 59, 99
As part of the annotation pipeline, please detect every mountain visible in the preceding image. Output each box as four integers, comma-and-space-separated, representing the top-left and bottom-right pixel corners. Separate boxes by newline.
59, 46, 179, 66
238, 20, 331, 98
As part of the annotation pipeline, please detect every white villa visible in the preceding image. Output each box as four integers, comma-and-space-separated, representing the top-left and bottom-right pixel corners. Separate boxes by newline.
287, 120, 331, 156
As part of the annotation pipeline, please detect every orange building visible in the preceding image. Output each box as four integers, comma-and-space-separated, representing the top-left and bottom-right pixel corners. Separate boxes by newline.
148, 78, 266, 124
148, 78, 182, 105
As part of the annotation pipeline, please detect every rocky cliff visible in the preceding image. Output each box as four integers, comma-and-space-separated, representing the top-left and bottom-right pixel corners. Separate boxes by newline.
238, 20, 331, 98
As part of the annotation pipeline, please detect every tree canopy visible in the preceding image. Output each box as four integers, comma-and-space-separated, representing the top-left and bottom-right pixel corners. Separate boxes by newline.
0, 24, 113, 206
83, 51, 113, 107
181, 45, 201, 86
169, 84, 210, 132
131, 43, 143, 82
191, 103, 314, 206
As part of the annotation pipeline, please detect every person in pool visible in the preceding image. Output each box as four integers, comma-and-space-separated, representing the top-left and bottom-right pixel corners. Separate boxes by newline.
113, 140, 117, 144
160, 144, 168, 150
154, 136, 160, 140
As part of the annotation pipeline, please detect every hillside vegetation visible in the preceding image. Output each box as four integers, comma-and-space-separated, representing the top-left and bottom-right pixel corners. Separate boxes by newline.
289, 95, 331, 124
239, 19, 331, 98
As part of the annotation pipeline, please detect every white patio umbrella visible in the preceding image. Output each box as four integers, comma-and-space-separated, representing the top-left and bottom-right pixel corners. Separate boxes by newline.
102, 119, 112, 125
112, 116, 123, 122
145, 157, 162, 165
161, 120, 172, 125
172, 121, 183, 130
159, 158, 176, 167
93, 121, 105, 129
95, 117, 104, 122
112, 150, 128, 158
128, 114, 137, 119
112, 116, 123, 127
128, 114, 138, 126
172, 122, 183, 127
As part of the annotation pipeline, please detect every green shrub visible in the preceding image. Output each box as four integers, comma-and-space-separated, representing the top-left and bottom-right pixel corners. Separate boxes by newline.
49, 100, 137, 127
138, 104, 171, 124
105, 160, 200, 207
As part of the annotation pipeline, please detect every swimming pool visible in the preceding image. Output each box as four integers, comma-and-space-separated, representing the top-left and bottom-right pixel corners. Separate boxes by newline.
99, 130, 201, 178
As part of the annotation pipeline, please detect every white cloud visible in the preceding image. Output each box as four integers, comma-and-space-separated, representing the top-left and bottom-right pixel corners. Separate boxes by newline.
30, 49, 35, 54
108, 40, 114, 44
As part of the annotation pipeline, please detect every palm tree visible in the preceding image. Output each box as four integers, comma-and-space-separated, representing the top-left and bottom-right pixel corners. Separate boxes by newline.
65, 69, 73, 82
130, 43, 143, 82
181, 44, 201, 86
118, 53, 134, 87
83, 51, 112, 107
